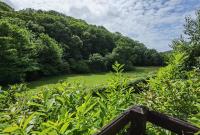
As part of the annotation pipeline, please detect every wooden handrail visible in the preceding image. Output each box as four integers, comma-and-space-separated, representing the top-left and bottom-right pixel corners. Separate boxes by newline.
95, 110, 131, 135
95, 106, 200, 135
147, 110, 199, 134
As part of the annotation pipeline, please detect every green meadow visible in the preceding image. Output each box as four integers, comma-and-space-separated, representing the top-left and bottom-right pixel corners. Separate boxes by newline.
28, 67, 159, 89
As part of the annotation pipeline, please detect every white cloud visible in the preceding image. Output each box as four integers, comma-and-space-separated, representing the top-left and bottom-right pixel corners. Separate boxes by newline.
3, 0, 200, 51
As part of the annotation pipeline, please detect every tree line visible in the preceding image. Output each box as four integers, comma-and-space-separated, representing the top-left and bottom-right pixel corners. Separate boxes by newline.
0, 2, 164, 84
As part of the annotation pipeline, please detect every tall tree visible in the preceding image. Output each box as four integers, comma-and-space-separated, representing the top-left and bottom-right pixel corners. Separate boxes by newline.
0, 20, 38, 84
37, 34, 63, 76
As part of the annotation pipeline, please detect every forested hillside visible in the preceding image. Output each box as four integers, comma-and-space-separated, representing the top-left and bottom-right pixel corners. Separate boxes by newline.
0, 2, 163, 85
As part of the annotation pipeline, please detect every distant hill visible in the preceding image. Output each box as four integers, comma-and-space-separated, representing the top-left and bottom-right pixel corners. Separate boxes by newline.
161, 50, 173, 54
0, 2, 164, 84
0, 1, 13, 11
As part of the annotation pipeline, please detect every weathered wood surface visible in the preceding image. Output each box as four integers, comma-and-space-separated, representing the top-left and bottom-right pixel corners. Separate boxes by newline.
95, 106, 200, 135
95, 110, 131, 135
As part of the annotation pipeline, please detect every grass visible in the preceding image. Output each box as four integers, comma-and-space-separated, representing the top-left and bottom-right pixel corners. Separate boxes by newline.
28, 67, 159, 90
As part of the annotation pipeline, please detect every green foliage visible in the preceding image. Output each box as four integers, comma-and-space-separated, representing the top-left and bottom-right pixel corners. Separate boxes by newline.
0, 2, 199, 135
172, 10, 200, 69
70, 59, 90, 73
138, 52, 200, 134
0, 2, 163, 85
0, 20, 38, 84
139, 9, 200, 134
160, 50, 173, 65
88, 53, 106, 72
37, 34, 63, 76
29, 67, 158, 89
0, 56, 199, 134
0, 84, 25, 109
0, 2, 13, 11
0, 64, 136, 134
111, 37, 163, 70
156, 52, 188, 80
26, 20, 45, 34
111, 45, 135, 70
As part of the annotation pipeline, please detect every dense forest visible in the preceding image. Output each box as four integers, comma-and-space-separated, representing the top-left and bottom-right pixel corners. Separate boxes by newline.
0, 2, 164, 85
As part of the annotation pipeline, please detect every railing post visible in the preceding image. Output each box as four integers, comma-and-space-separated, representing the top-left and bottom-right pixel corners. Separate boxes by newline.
128, 106, 147, 135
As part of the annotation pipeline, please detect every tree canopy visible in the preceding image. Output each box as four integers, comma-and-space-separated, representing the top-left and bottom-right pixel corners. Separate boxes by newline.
0, 2, 164, 84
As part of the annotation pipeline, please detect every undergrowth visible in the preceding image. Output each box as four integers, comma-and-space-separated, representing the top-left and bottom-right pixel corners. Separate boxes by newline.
0, 60, 199, 135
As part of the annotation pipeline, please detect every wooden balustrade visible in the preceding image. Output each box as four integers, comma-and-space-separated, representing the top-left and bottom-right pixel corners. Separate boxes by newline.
95, 106, 200, 135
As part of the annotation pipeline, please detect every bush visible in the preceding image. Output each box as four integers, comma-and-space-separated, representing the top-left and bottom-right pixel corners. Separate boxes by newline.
0, 61, 199, 134
59, 61, 71, 74
134, 52, 200, 134
88, 53, 106, 72
70, 59, 90, 73
0, 63, 136, 134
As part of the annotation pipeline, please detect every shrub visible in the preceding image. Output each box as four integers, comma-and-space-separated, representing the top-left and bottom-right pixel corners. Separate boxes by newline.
70, 59, 90, 73
138, 53, 200, 134
59, 61, 71, 74
88, 53, 106, 72
0, 63, 136, 134
0, 61, 199, 135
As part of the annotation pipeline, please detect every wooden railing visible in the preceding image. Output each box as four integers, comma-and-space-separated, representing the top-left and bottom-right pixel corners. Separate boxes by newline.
95, 106, 200, 135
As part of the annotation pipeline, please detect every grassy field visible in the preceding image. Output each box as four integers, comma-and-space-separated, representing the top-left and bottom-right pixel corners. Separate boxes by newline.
28, 67, 159, 89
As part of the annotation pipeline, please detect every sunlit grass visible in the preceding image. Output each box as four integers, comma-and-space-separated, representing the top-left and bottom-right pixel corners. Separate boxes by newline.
28, 67, 159, 89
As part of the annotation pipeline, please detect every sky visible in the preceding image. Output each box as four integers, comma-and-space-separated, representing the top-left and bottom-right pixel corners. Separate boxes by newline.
3, 0, 200, 51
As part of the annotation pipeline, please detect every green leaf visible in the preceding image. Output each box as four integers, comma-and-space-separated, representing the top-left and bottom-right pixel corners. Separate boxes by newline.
40, 127, 53, 135
23, 112, 37, 129
56, 96, 65, 105
20, 115, 25, 128
3, 125, 19, 133
42, 121, 57, 130
84, 102, 97, 115
60, 121, 70, 134
27, 102, 44, 107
